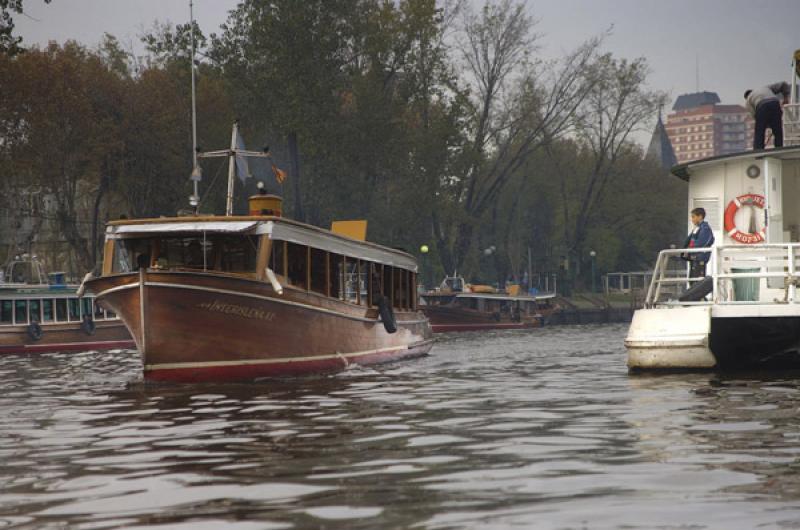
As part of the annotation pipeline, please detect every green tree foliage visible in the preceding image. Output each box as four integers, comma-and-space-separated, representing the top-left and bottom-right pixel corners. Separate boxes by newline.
0, 0, 52, 56
0, 0, 685, 286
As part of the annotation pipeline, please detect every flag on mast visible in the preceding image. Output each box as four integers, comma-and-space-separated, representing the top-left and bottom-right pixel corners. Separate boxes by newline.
271, 161, 287, 184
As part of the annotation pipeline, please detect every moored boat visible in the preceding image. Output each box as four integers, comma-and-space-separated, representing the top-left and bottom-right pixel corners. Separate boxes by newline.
0, 255, 133, 354
627, 52, 800, 371
626, 145, 800, 370
421, 275, 555, 332
84, 194, 433, 382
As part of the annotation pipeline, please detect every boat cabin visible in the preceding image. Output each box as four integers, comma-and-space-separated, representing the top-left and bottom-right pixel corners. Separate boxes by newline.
642, 146, 800, 307
102, 216, 419, 312
0, 255, 116, 328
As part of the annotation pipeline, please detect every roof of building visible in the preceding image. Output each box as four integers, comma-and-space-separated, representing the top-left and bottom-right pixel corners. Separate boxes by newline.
672, 91, 721, 111
646, 113, 677, 170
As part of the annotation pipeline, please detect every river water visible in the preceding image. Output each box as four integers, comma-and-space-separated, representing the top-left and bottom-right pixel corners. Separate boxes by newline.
2, 324, 800, 529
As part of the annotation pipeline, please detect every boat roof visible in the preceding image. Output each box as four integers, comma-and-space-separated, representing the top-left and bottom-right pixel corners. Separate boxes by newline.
671, 145, 800, 181
105, 215, 419, 272
422, 292, 556, 302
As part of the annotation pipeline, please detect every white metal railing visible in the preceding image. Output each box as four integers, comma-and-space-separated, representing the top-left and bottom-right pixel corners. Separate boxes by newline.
604, 271, 653, 294
785, 103, 800, 146
644, 244, 800, 308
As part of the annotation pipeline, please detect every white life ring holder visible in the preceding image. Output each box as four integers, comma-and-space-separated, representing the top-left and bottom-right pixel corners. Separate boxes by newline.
723, 193, 766, 244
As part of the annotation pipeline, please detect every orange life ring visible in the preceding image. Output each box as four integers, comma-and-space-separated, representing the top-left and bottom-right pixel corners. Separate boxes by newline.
723, 193, 766, 244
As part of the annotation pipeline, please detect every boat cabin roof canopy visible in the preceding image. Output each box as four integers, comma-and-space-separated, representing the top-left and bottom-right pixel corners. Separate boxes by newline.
106, 215, 419, 272
671, 145, 800, 181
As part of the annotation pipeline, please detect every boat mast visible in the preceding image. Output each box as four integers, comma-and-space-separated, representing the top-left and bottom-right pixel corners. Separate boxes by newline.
189, 0, 201, 212
225, 122, 238, 216
198, 121, 271, 215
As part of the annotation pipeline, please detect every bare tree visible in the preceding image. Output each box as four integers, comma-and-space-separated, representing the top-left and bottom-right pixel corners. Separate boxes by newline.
432, 0, 602, 274
564, 55, 666, 273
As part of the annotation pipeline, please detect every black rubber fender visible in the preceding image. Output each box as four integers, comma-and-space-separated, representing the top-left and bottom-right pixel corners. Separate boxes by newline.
27, 321, 43, 342
679, 276, 713, 302
377, 296, 397, 334
81, 315, 96, 336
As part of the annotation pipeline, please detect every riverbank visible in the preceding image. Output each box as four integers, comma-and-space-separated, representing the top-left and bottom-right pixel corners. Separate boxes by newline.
546, 292, 641, 325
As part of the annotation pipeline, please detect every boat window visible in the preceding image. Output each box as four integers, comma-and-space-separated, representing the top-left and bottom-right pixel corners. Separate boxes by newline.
94, 300, 106, 320
330, 253, 344, 300
309, 248, 327, 295
42, 299, 54, 322
392, 269, 408, 309
1, 300, 12, 324
29, 299, 41, 323
68, 298, 81, 321
14, 300, 27, 324
382, 266, 393, 304
113, 238, 151, 273
368, 263, 383, 307
55, 299, 67, 322
343, 258, 363, 304
286, 242, 308, 289
409, 272, 417, 310
81, 298, 92, 319
270, 240, 286, 276
106, 310, 116, 319
115, 235, 259, 275
217, 235, 258, 273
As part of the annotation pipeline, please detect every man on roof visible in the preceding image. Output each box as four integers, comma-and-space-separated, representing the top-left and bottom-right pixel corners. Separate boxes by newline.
744, 81, 791, 150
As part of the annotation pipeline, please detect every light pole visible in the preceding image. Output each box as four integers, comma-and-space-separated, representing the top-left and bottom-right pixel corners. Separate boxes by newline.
589, 250, 597, 293
420, 244, 429, 290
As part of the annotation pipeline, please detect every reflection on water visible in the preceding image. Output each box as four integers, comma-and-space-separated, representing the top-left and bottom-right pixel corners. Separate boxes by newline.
2, 325, 800, 529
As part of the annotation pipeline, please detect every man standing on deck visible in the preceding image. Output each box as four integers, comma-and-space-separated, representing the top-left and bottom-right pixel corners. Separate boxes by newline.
683, 208, 715, 278
744, 81, 791, 150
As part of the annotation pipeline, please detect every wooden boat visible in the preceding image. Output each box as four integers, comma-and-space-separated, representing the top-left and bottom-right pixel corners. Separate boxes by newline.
420, 275, 556, 333
0, 255, 133, 354
84, 195, 433, 382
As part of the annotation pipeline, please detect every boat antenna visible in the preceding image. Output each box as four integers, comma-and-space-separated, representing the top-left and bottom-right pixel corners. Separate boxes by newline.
198, 121, 272, 216
188, 0, 201, 213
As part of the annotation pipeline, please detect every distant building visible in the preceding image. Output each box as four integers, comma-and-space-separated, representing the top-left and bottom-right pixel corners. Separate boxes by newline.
664, 91, 755, 164
646, 111, 677, 170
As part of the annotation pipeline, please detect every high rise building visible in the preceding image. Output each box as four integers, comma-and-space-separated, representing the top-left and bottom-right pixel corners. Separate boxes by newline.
664, 91, 755, 164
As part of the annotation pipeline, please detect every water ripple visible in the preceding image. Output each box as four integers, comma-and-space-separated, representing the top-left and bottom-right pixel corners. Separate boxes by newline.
1, 324, 800, 528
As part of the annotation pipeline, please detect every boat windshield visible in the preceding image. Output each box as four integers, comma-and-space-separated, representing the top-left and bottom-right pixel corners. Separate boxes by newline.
112, 234, 259, 274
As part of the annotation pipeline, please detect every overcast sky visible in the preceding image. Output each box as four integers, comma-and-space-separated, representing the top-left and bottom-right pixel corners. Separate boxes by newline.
16, 0, 800, 112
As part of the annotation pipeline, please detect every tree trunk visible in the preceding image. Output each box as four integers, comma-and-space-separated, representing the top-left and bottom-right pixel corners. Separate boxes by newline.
90, 174, 110, 274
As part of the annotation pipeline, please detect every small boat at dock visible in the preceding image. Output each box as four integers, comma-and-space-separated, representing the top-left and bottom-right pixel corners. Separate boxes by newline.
421, 275, 555, 333
0, 254, 133, 354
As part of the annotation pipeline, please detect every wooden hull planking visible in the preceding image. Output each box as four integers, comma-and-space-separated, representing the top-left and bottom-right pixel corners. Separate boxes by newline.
88, 271, 433, 382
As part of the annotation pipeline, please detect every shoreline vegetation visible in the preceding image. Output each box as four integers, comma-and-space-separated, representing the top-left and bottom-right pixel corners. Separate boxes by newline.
0, 0, 684, 289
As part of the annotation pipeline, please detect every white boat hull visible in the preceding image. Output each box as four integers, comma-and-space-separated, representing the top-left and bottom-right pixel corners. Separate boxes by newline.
625, 306, 716, 369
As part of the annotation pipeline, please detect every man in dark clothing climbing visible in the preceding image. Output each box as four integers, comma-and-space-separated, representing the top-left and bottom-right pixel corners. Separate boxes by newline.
744, 81, 791, 150
684, 207, 715, 278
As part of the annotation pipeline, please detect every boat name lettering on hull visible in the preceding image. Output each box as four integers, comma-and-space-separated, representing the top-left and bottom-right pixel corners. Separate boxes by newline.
198, 299, 276, 321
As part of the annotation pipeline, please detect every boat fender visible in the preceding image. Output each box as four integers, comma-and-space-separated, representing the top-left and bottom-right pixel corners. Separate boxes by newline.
265, 267, 283, 295
377, 296, 397, 334
81, 315, 96, 336
678, 276, 714, 302
27, 321, 43, 342
76, 271, 94, 298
